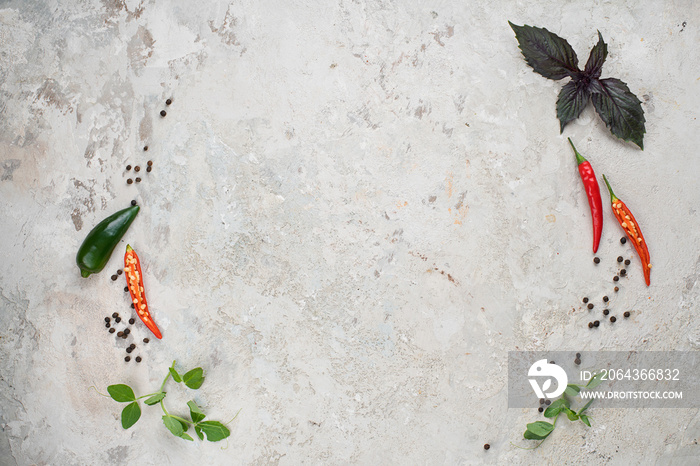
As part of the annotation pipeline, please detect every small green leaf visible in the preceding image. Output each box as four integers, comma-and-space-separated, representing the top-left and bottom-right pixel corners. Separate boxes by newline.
565, 407, 580, 421
121, 402, 141, 429
162, 415, 184, 437
543, 398, 570, 418
144, 392, 166, 406
586, 371, 605, 389
564, 384, 581, 397
197, 421, 231, 442
524, 421, 554, 440
578, 399, 594, 415
195, 425, 204, 441
183, 368, 205, 390
580, 414, 591, 427
108, 384, 136, 403
169, 367, 182, 383
188, 400, 206, 424
180, 432, 194, 441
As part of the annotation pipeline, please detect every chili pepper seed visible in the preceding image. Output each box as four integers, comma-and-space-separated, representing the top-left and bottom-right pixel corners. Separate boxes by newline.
160, 110, 167, 117
594, 257, 600, 264
587, 303, 594, 310
583, 297, 589, 303
136, 356, 142, 363
620, 237, 627, 244
127, 178, 133, 184
603, 309, 609, 316
624, 311, 631, 318
109, 328, 115, 334
610, 316, 617, 323
111, 274, 118, 281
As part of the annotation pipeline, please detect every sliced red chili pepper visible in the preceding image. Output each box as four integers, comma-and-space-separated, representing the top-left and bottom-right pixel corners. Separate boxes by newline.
568, 138, 603, 253
602, 175, 651, 286
124, 245, 162, 339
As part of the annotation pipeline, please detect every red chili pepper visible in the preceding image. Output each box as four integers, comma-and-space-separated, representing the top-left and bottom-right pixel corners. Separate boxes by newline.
124, 245, 162, 339
568, 138, 603, 253
602, 175, 651, 286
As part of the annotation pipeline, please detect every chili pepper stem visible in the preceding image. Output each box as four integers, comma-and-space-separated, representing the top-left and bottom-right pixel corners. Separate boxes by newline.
602, 174, 619, 203
568, 138, 587, 165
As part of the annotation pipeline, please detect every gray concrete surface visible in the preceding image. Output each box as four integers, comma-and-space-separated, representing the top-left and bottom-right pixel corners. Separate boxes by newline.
1, 0, 699, 464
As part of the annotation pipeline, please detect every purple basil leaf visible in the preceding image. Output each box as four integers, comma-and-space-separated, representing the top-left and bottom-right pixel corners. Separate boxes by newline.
556, 81, 590, 133
509, 22, 580, 80
584, 31, 608, 79
590, 78, 646, 149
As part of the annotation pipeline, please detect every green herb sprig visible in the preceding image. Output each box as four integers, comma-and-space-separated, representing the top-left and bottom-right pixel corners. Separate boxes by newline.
107, 360, 237, 442
509, 22, 646, 150
520, 371, 605, 449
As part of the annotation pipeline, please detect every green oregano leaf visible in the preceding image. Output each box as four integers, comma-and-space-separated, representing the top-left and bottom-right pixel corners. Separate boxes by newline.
197, 421, 231, 442
590, 77, 646, 149
183, 368, 205, 390
121, 402, 141, 429
508, 22, 579, 80
144, 392, 166, 406
108, 384, 136, 403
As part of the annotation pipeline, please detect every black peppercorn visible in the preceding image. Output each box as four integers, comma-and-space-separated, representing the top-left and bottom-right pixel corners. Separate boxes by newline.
594, 257, 600, 264
127, 178, 133, 184
130, 343, 136, 349
588, 322, 593, 328
594, 320, 600, 327
129, 318, 135, 324
545, 400, 551, 405
587, 303, 594, 310
583, 297, 589, 303
136, 356, 142, 363
135, 177, 141, 183
131, 200, 137, 206
112, 312, 118, 318
603, 296, 609, 302
610, 316, 617, 323
143, 145, 148, 151
603, 309, 609, 316
620, 269, 627, 276
122, 333, 128, 339
620, 237, 627, 244
147, 160, 153, 166
166, 99, 172, 106
105, 322, 110, 328
134, 166, 140, 172
613, 276, 619, 282
125, 356, 131, 362
624, 311, 630, 318
115, 317, 121, 323
124, 286, 128, 292
539, 398, 545, 404
111, 274, 118, 281
143, 338, 149, 343
576, 353, 581, 358
117, 331, 124, 337
617, 256, 623, 262
109, 328, 115, 334
538, 407, 544, 413
126, 347, 133, 353
131, 303, 135, 309
126, 165, 132, 170
105, 317, 110, 322
124, 328, 130, 335
625, 259, 630, 266
117, 269, 123, 275
574, 358, 581, 365
160, 110, 166, 117
549, 361, 555, 365
614, 286, 619, 292
146, 166, 151, 173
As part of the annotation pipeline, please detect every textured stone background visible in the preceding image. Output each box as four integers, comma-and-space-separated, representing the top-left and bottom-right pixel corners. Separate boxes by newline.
1, 0, 699, 464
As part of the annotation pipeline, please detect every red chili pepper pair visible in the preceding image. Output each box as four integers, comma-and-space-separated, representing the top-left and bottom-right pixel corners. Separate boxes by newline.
569, 139, 651, 286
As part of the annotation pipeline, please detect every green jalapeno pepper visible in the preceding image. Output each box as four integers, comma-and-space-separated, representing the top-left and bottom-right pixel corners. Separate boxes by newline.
76, 205, 139, 277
